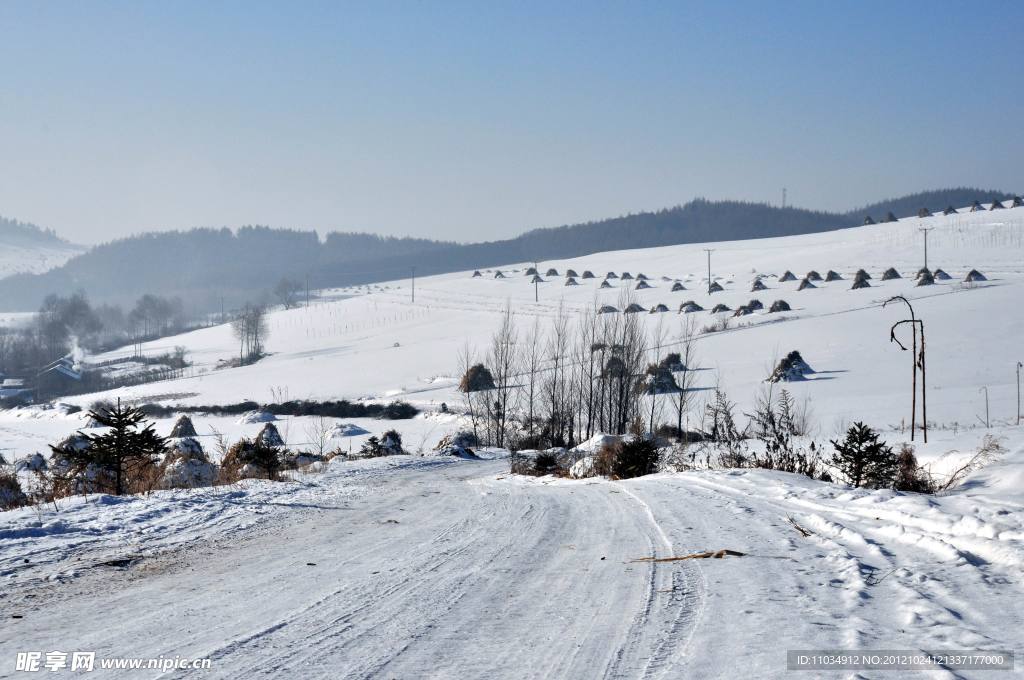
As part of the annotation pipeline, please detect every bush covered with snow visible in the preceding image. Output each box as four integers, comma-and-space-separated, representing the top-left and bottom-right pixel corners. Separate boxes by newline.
0, 469, 27, 510
593, 438, 659, 479
432, 430, 480, 458
569, 456, 596, 479
237, 410, 277, 425
459, 364, 495, 392
169, 415, 198, 438
159, 438, 218, 489
327, 423, 369, 438
256, 422, 285, 448
768, 350, 813, 382
15, 452, 48, 473
220, 438, 281, 481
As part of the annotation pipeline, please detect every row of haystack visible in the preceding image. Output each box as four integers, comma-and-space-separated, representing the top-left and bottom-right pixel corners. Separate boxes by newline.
775, 267, 987, 291
598, 298, 791, 315
863, 198, 1023, 224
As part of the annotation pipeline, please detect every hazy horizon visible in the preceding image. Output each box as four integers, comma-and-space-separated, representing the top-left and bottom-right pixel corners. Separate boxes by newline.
2, 1, 1022, 245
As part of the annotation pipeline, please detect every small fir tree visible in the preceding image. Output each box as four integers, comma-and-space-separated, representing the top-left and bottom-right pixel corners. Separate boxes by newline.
57, 399, 168, 495
829, 422, 896, 489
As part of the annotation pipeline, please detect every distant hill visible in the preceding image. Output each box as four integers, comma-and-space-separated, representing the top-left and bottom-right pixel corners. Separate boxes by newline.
0, 215, 83, 280
0, 188, 1015, 312
0, 215, 71, 248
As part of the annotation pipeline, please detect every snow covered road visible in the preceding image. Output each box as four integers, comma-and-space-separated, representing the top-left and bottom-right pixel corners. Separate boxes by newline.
3, 457, 1022, 678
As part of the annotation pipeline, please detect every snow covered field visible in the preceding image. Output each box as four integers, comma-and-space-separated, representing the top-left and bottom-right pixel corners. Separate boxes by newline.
2, 203, 1023, 677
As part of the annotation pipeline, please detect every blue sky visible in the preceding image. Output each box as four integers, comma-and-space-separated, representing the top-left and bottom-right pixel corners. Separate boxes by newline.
0, 1, 1021, 244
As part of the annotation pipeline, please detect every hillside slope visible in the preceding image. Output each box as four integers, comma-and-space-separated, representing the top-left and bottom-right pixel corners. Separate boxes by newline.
0, 215, 83, 279
0, 189, 1014, 311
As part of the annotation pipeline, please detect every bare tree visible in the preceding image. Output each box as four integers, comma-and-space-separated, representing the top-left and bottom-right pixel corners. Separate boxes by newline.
671, 314, 699, 440
457, 342, 483, 444
232, 303, 270, 364
540, 303, 572, 446
274, 278, 303, 310
487, 303, 519, 448
303, 416, 333, 458
520, 317, 543, 444
646, 315, 668, 435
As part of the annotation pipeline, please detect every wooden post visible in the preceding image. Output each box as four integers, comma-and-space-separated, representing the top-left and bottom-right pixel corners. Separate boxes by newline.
919, 322, 927, 443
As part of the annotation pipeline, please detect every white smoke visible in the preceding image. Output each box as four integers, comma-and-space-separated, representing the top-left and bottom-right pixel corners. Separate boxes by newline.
68, 335, 86, 372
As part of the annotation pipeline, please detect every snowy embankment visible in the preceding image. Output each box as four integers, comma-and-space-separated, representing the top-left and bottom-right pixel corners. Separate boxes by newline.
2, 449, 1022, 678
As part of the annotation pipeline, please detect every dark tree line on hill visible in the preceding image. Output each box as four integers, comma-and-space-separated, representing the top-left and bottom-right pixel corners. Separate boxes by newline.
0, 188, 1015, 313
0, 215, 71, 248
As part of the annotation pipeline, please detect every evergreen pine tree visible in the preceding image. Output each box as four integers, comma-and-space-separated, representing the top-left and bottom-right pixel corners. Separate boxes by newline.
58, 399, 168, 495
829, 422, 896, 488
359, 436, 384, 458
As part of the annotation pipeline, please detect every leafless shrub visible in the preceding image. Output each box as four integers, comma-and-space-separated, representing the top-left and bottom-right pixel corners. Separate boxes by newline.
939, 434, 1007, 491
893, 443, 936, 493
0, 469, 27, 509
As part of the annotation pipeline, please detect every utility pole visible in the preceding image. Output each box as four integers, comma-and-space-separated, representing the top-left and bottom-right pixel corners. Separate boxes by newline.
919, 227, 934, 269
703, 249, 715, 295
411, 267, 416, 303
980, 386, 990, 429
534, 261, 539, 303
1018, 361, 1022, 425
305, 275, 310, 308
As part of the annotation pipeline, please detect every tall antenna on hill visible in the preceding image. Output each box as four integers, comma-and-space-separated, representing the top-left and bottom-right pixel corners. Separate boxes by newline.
782, 187, 787, 209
